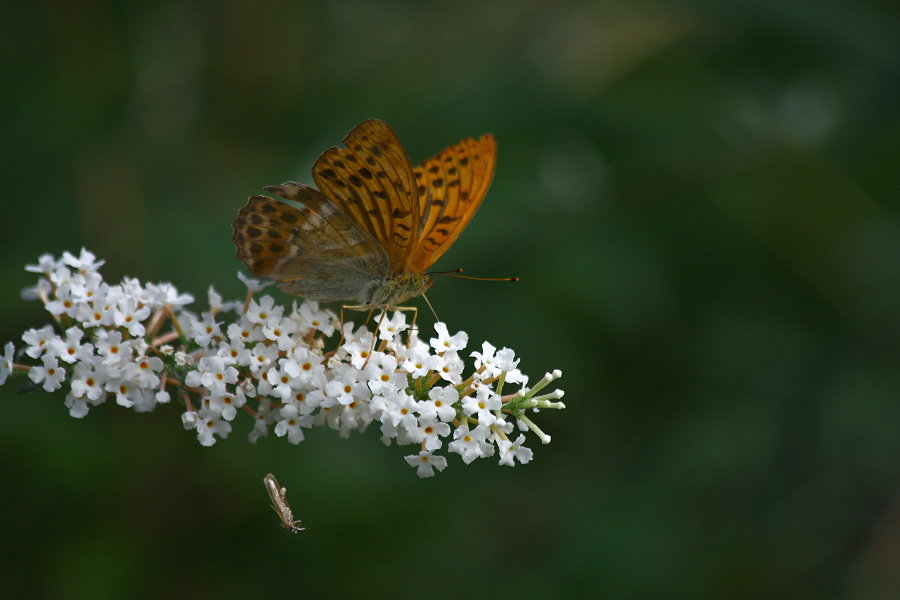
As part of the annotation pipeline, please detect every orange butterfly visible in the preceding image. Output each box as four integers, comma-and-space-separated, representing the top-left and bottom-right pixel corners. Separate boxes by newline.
232, 119, 496, 309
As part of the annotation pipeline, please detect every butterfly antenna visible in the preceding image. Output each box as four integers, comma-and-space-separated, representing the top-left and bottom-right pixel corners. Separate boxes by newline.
428, 268, 520, 283
421, 293, 440, 321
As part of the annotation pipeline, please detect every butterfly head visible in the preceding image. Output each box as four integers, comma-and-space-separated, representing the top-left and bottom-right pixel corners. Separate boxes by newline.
363, 271, 433, 309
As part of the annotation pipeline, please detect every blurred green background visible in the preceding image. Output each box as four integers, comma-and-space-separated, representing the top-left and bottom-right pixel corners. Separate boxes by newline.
2, 1, 897, 598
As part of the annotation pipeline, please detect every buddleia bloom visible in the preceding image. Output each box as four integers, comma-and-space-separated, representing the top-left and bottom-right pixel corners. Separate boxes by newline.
3, 250, 566, 477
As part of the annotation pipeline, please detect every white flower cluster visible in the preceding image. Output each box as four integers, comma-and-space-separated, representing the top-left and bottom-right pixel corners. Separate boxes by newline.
2, 250, 565, 477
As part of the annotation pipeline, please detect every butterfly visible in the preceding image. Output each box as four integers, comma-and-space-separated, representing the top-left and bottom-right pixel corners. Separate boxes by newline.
232, 119, 496, 309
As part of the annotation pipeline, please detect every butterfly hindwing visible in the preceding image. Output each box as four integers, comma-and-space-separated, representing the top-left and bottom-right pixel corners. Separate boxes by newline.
408, 133, 496, 272
312, 119, 420, 275
232, 182, 389, 303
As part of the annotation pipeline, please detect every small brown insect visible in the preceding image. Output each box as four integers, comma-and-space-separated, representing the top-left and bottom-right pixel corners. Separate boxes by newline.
263, 473, 306, 533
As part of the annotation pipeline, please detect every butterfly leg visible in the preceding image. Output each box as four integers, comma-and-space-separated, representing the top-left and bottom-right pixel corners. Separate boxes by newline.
362, 308, 390, 368
324, 307, 349, 360
326, 306, 371, 361
332, 305, 378, 366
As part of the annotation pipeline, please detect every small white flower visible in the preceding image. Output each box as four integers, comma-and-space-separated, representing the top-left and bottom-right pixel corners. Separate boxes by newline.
113, 297, 150, 337
246, 295, 283, 325
20, 278, 51, 301
248, 399, 277, 443
130, 355, 164, 388
132, 338, 149, 357
0, 342, 16, 385
413, 417, 451, 451
181, 410, 200, 429
314, 404, 342, 432
48, 266, 74, 287
227, 315, 266, 344
435, 350, 464, 384
262, 316, 300, 351
62, 248, 105, 272
378, 389, 419, 432
471, 341, 499, 377
25, 253, 62, 275
265, 362, 302, 402
143, 282, 193, 307
64, 392, 91, 418
495, 347, 527, 384
215, 389, 245, 420
45, 284, 79, 318
377, 311, 409, 341
461, 385, 502, 427
75, 298, 115, 328
400, 338, 438, 378
365, 353, 406, 396
497, 434, 533, 466
50, 327, 94, 364
207, 286, 224, 312
174, 351, 193, 366
131, 389, 162, 412
23, 325, 56, 359
194, 409, 232, 447
248, 342, 279, 373
418, 386, 459, 422
430, 322, 468, 353
237, 271, 273, 293
323, 365, 368, 407
274, 406, 312, 444
404, 451, 448, 478
106, 379, 141, 408
117, 278, 143, 302
448, 424, 493, 464
70, 271, 106, 303
339, 328, 375, 369
216, 339, 250, 366
28, 354, 66, 392
70, 358, 108, 402
187, 356, 237, 396
336, 399, 373, 437
191, 312, 222, 347
95, 330, 132, 366
293, 301, 335, 336
278, 351, 305, 380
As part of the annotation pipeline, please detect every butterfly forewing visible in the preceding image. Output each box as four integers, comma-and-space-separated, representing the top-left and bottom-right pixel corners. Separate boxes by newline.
312, 119, 420, 275
408, 133, 497, 272
232, 184, 389, 303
